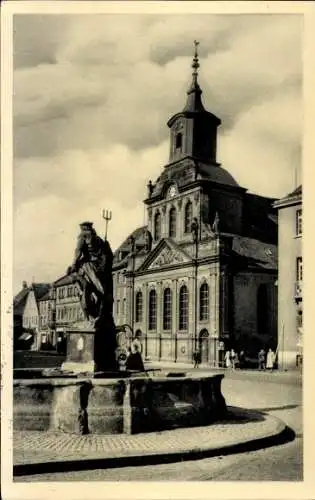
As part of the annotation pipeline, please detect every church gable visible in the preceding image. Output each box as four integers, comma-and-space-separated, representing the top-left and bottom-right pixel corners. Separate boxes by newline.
138, 239, 191, 271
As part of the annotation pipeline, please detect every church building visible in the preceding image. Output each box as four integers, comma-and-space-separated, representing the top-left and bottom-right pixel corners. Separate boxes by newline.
112, 43, 278, 366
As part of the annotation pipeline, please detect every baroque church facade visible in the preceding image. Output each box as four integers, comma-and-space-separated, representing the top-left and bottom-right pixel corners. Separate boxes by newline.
112, 46, 278, 366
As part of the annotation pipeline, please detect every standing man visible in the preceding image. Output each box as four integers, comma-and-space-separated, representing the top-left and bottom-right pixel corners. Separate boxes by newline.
193, 349, 201, 368
258, 348, 266, 371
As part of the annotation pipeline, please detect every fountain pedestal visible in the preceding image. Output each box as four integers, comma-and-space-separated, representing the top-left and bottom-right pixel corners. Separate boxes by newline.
61, 323, 96, 374
61, 320, 117, 374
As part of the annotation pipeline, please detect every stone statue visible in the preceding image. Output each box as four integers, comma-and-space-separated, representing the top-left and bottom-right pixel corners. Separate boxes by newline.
67, 221, 114, 329
212, 212, 220, 234
191, 217, 199, 244
63, 221, 117, 373
144, 229, 153, 253
147, 180, 154, 198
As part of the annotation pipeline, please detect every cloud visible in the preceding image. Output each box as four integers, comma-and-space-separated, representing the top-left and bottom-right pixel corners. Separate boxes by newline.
13, 15, 70, 69
12, 13, 302, 292
220, 88, 302, 197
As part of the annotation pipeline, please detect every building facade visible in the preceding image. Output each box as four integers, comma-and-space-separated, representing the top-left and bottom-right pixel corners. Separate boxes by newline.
53, 274, 85, 349
273, 185, 302, 370
112, 47, 278, 366
38, 287, 57, 349
20, 283, 50, 349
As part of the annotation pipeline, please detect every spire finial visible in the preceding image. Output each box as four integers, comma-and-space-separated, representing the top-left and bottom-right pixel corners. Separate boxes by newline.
192, 40, 200, 84
182, 39, 205, 112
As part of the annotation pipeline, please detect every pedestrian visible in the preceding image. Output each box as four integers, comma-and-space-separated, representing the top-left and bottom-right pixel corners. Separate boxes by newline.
126, 343, 145, 372
239, 350, 245, 369
230, 349, 236, 370
258, 348, 266, 371
234, 351, 239, 369
224, 350, 231, 369
193, 349, 201, 368
266, 348, 275, 372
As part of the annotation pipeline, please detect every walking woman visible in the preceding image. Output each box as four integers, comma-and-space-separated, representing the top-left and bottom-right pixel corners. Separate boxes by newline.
224, 350, 231, 369
266, 348, 275, 372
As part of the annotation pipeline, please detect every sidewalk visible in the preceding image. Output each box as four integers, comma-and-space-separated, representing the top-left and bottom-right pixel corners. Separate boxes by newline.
13, 407, 292, 477
146, 361, 302, 385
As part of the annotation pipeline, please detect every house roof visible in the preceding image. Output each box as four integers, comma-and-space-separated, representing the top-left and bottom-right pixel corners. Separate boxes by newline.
38, 290, 53, 301
13, 288, 29, 315
32, 283, 51, 301
54, 274, 76, 287
273, 184, 302, 209
13, 283, 50, 315
288, 184, 302, 197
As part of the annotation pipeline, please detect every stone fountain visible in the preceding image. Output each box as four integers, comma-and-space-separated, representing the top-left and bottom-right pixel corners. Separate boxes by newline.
14, 222, 227, 435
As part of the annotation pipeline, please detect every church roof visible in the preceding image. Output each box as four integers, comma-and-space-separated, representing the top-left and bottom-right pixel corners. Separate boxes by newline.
230, 235, 277, 271
147, 159, 241, 201
113, 225, 148, 267
197, 162, 240, 188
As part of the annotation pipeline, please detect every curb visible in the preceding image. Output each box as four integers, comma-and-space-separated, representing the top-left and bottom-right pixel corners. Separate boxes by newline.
13, 411, 295, 477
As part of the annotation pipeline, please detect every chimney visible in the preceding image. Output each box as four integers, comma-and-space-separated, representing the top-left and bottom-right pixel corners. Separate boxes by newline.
22, 281, 28, 289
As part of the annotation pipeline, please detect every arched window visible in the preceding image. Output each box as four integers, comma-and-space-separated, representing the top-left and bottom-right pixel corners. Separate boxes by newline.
163, 288, 172, 330
184, 201, 192, 233
135, 291, 143, 323
148, 289, 157, 330
199, 282, 209, 321
257, 284, 268, 334
154, 211, 161, 241
169, 207, 177, 238
175, 132, 182, 151
179, 285, 189, 330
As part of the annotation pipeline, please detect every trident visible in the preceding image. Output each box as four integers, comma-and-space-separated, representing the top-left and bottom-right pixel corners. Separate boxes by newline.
102, 209, 112, 241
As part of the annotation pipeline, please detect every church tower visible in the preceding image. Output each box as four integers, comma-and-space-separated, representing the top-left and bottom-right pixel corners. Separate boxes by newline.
167, 40, 221, 165
145, 41, 242, 244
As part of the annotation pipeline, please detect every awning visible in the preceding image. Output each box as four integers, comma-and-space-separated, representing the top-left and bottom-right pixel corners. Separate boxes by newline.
19, 333, 32, 341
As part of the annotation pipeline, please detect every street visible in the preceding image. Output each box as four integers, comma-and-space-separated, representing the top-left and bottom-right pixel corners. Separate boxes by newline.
15, 371, 302, 482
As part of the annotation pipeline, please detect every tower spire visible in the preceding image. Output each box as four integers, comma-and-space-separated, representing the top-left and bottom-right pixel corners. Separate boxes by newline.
191, 40, 200, 89
183, 40, 205, 112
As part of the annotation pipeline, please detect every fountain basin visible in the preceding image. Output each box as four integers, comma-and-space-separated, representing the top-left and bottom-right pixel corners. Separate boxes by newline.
13, 373, 227, 435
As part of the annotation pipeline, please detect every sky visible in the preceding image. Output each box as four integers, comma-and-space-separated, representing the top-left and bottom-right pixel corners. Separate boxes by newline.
13, 13, 302, 293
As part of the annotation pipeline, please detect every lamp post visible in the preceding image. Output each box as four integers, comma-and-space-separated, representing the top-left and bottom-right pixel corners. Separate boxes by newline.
128, 235, 136, 338
191, 217, 199, 354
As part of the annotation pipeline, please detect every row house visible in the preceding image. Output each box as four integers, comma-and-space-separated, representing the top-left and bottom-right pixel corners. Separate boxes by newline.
273, 185, 302, 369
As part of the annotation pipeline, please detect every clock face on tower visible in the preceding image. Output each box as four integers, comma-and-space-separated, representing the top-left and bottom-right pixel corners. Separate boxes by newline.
168, 185, 177, 198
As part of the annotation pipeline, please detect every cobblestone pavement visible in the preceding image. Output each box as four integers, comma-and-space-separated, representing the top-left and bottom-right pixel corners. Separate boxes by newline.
13, 377, 302, 482
14, 438, 302, 482
14, 407, 281, 467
